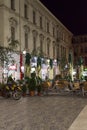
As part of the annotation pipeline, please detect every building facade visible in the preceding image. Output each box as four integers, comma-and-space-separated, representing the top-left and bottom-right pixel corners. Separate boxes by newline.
0, 0, 73, 81
72, 35, 87, 67
72, 35, 87, 79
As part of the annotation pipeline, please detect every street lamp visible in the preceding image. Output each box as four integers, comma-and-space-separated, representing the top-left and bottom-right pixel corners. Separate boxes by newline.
23, 50, 26, 55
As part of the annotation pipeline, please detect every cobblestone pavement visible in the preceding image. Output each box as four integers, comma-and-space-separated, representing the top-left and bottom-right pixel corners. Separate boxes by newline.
0, 94, 87, 130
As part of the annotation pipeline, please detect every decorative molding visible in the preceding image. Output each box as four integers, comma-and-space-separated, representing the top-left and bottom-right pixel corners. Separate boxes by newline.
39, 34, 44, 41
9, 17, 18, 27
23, 25, 30, 33
47, 37, 51, 43
32, 30, 38, 37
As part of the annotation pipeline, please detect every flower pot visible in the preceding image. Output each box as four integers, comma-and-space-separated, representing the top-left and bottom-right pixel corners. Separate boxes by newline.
30, 91, 35, 96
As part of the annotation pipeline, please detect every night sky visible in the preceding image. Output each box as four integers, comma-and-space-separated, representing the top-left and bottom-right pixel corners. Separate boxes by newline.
40, 0, 87, 35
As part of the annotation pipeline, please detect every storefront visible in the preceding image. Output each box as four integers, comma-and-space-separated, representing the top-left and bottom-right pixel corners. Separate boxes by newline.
3, 53, 20, 81
3, 52, 61, 81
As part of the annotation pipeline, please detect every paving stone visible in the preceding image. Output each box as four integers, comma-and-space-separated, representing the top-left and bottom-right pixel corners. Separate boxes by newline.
0, 95, 87, 130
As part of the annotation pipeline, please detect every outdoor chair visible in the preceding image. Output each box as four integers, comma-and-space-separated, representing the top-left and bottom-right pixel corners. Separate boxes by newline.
72, 81, 81, 95
53, 81, 65, 93
73, 82, 80, 90
42, 81, 52, 95
81, 81, 87, 96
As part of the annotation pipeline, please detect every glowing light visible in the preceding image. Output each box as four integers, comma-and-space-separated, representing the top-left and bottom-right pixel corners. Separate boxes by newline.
23, 50, 26, 55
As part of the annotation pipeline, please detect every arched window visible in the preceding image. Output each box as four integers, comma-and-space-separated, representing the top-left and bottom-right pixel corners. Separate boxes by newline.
11, 26, 15, 41
11, 0, 15, 10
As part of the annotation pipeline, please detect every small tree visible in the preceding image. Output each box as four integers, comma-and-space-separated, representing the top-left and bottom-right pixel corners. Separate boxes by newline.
25, 52, 31, 77
0, 38, 19, 69
60, 56, 67, 70
31, 46, 47, 76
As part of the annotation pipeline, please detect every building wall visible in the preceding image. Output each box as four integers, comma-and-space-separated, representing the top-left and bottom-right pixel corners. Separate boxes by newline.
0, 0, 73, 80
72, 35, 87, 67
0, 0, 73, 59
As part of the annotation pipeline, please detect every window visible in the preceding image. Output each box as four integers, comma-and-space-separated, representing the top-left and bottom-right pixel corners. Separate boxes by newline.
57, 30, 59, 38
65, 48, 66, 57
33, 10, 36, 24
85, 47, 87, 53
53, 45, 55, 58
40, 16, 42, 29
47, 22, 49, 33
24, 4, 28, 19
84, 37, 87, 42
56, 45, 59, 58
85, 57, 87, 65
53, 27, 55, 37
74, 52, 77, 56
80, 47, 83, 53
61, 45, 63, 57
25, 32, 28, 49
11, 0, 15, 10
11, 26, 15, 41
40, 40, 43, 53
33, 37, 36, 51
47, 43, 49, 56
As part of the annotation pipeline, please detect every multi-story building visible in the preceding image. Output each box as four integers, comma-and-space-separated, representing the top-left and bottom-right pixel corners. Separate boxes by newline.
72, 35, 87, 67
72, 35, 87, 78
0, 0, 73, 81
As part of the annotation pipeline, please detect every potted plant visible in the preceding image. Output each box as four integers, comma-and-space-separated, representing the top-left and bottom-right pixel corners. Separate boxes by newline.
24, 76, 30, 95
18, 80, 27, 97
36, 76, 42, 96
29, 72, 37, 96
0, 83, 5, 96
22, 84, 27, 97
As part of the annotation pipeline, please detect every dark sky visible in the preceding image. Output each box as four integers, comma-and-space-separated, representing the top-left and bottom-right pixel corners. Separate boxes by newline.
40, 0, 87, 35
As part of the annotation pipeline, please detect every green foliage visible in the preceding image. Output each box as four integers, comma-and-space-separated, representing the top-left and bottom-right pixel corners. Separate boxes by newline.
68, 53, 72, 63
50, 59, 53, 69
78, 56, 84, 66
29, 78, 36, 91
25, 53, 31, 65
22, 85, 27, 93
0, 82, 5, 90
36, 76, 42, 92
57, 58, 59, 66
60, 56, 67, 70
29, 73, 36, 91
25, 76, 30, 84
0, 38, 19, 66
37, 85, 42, 92
7, 75, 15, 84
0, 46, 12, 66
8, 38, 19, 50
37, 56, 41, 67
17, 79, 27, 93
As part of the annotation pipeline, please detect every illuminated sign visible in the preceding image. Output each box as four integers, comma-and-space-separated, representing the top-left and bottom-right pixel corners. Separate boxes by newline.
9, 65, 17, 70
